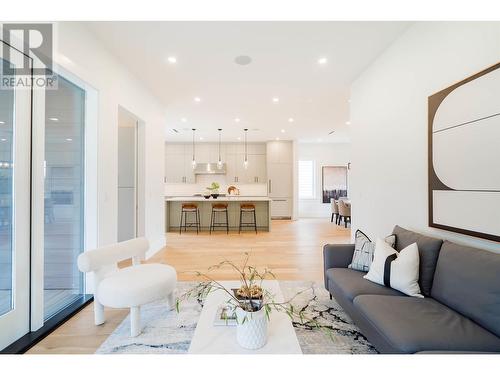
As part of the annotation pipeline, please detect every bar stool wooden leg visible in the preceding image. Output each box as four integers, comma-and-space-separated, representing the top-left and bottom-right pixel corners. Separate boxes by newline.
179, 210, 183, 235
238, 209, 243, 234
225, 209, 229, 234
209, 209, 214, 234
197, 209, 201, 233
195, 210, 199, 234
253, 209, 257, 234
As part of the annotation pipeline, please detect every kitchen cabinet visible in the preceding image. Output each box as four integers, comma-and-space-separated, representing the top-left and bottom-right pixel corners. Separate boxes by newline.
164, 143, 195, 183
165, 142, 266, 184
267, 162, 292, 197
245, 154, 267, 183
269, 198, 292, 218
266, 141, 293, 218
222, 143, 266, 184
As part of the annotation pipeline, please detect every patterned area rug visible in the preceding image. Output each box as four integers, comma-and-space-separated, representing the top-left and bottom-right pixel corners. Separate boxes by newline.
96, 281, 377, 354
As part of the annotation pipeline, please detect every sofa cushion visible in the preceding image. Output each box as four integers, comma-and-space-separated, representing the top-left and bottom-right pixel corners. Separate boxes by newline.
326, 268, 405, 302
353, 295, 500, 353
431, 241, 500, 337
392, 226, 442, 296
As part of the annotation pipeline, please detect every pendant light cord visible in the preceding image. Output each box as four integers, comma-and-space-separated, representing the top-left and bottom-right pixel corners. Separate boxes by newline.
218, 128, 222, 162
244, 128, 248, 162
192, 128, 195, 162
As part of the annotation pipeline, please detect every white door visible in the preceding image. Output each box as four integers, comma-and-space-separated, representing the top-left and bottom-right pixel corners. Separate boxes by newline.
118, 123, 137, 242
0, 44, 32, 349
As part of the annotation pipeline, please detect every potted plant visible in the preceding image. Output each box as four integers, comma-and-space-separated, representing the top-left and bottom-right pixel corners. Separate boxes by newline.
176, 254, 320, 350
206, 182, 220, 199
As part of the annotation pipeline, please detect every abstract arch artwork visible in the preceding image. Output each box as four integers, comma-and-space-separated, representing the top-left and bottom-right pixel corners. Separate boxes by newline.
428, 62, 500, 242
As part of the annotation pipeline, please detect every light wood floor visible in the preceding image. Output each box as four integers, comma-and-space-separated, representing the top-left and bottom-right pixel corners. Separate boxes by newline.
27, 218, 350, 354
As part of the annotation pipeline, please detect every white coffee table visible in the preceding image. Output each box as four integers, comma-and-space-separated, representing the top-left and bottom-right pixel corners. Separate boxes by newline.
188, 280, 302, 354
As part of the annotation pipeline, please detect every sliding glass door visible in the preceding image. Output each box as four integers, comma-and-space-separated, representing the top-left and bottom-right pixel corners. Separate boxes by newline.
0, 45, 32, 349
43, 75, 86, 320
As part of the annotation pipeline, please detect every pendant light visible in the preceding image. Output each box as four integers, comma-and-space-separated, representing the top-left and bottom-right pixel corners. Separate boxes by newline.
191, 128, 197, 169
217, 128, 223, 169
243, 128, 249, 169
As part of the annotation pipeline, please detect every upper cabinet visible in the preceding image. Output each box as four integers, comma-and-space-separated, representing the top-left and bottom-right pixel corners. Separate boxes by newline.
164, 143, 195, 183
266, 141, 293, 164
165, 142, 266, 184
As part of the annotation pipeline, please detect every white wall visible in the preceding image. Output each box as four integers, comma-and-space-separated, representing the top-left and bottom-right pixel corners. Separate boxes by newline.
350, 22, 500, 253
298, 142, 351, 218
55, 22, 167, 257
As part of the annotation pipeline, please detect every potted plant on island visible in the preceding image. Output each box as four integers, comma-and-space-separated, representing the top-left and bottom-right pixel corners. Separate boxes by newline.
176, 253, 321, 350
206, 182, 220, 199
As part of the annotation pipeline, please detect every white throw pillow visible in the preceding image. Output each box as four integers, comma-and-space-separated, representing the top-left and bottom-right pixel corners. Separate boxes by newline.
364, 238, 423, 298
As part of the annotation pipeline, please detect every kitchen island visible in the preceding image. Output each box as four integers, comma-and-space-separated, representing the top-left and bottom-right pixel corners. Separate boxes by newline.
165, 196, 272, 232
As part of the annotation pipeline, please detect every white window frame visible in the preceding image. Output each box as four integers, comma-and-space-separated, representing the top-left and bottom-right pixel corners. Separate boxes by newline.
298, 160, 316, 200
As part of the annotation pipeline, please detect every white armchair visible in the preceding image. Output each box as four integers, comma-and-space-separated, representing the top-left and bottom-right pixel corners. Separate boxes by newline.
77, 237, 177, 337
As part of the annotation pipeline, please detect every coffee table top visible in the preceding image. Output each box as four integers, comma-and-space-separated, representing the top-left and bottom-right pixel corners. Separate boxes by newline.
188, 280, 302, 354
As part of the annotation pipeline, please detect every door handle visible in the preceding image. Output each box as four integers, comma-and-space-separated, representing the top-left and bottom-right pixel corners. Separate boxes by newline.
268, 179, 272, 194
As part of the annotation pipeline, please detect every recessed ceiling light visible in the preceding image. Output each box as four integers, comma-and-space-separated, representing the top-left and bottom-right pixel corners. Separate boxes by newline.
272, 97, 279, 103
275, 137, 280, 141
181, 118, 187, 122
167, 56, 177, 64
281, 129, 285, 133
318, 57, 328, 65
199, 137, 204, 141
65, 138, 73, 142
234, 118, 240, 123
288, 118, 294, 123
237, 137, 241, 141
345, 121, 351, 125
49, 117, 59, 122
194, 97, 201, 102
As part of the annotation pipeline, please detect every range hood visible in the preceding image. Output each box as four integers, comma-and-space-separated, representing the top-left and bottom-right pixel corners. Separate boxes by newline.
194, 162, 227, 175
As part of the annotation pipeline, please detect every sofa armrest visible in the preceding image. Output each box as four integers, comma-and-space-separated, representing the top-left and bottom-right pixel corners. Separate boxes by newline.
323, 244, 355, 289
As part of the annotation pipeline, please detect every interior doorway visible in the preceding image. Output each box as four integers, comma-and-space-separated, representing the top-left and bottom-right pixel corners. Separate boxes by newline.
117, 107, 145, 242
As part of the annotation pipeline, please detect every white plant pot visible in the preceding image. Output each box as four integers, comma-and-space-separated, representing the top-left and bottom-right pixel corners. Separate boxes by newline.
235, 306, 268, 350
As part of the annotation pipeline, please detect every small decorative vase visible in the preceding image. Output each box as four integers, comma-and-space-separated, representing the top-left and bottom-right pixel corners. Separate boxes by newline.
235, 306, 268, 350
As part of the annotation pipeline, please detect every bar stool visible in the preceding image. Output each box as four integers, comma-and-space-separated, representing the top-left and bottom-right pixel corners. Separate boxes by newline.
179, 203, 200, 234
210, 203, 229, 234
239, 203, 257, 234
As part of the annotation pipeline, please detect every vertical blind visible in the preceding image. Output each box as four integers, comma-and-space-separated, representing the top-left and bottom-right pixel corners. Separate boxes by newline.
298, 160, 315, 199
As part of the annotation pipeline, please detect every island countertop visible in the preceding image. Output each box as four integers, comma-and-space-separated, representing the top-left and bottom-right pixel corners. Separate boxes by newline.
165, 196, 271, 202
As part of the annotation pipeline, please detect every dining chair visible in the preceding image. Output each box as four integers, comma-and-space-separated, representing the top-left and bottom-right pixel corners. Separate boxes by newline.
331, 199, 339, 224
338, 200, 351, 228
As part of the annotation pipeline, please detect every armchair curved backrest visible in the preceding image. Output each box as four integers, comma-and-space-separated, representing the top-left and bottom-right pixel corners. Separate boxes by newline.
77, 237, 149, 283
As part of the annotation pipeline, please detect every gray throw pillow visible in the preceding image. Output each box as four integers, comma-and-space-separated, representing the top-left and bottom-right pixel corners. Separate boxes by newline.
392, 226, 443, 296
349, 230, 396, 272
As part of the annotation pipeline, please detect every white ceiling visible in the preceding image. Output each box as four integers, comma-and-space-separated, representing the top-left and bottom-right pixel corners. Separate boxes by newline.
86, 21, 410, 143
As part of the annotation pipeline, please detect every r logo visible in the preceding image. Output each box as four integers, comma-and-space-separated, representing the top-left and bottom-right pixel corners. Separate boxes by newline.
2, 23, 53, 75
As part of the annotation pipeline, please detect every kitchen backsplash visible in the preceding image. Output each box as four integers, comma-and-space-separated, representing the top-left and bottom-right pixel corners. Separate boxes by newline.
165, 174, 268, 196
